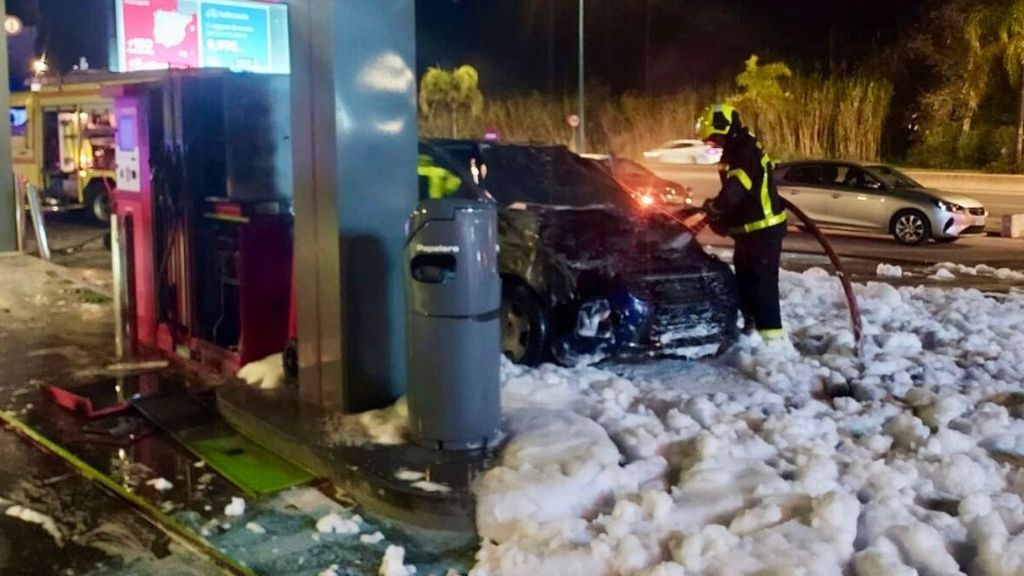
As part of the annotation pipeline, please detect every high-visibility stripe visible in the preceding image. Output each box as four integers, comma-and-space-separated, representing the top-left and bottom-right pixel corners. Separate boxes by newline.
731, 154, 787, 235
759, 156, 774, 225
727, 168, 752, 190
730, 211, 787, 234
759, 328, 786, 340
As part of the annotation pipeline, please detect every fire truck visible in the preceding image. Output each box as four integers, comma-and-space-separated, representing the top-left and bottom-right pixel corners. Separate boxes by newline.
10, 71, 163, 223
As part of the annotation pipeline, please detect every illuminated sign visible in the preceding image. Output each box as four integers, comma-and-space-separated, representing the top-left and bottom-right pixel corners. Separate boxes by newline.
114, 0, 289, 74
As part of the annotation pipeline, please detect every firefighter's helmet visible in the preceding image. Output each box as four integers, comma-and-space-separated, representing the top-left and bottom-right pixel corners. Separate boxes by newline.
697, 103, 741, 141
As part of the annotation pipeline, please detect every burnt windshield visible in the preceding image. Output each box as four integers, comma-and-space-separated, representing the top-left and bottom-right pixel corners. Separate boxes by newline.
478, 145, 634, 211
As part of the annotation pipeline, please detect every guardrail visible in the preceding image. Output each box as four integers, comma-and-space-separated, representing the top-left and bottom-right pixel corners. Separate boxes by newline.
901, 170, 1024, 194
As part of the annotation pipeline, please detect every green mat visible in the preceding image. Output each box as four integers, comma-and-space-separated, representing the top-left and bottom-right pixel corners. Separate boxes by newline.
133, 392, 314, 496
187, 433, 314, 495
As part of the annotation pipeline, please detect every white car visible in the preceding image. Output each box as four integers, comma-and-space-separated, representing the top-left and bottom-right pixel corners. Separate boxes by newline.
643, 139, 721, 165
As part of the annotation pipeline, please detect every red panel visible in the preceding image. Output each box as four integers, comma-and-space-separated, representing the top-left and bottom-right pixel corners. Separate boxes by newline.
112, 95, 157, 349
238, 215, 292, 365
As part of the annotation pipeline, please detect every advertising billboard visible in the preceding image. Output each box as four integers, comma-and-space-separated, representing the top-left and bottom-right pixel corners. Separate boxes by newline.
114, 0, 289, 74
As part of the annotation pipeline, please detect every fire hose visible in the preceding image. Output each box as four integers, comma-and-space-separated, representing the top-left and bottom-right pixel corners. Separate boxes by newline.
644, 198, 863, 348
780, 197, 863, 347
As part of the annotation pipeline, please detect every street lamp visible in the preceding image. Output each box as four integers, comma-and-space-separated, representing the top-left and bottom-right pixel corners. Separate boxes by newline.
578, 0, 586, 153
32, 56, 49, 76
30, 56, 49, 92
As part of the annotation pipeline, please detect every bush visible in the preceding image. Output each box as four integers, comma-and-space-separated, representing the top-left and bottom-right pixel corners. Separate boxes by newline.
907, 124, 1017, 170
733, 71, 893, 162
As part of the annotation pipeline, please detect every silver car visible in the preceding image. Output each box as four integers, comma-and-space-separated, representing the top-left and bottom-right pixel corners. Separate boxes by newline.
774, 161, 988, 245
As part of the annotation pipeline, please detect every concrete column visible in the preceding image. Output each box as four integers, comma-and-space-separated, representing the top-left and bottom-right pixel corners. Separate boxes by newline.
289, 0, 417, 412
0, 0, 16, 253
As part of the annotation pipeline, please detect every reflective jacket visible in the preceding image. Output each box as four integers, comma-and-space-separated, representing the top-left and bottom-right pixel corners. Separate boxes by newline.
417, 154, 462, 199
710, 129, 787, 236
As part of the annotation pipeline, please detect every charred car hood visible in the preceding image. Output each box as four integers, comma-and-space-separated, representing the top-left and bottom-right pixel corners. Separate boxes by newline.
498, 204, 719, 303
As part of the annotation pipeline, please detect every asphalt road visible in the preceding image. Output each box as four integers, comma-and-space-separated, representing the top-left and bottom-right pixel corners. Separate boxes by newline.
648, 163, 1024, 266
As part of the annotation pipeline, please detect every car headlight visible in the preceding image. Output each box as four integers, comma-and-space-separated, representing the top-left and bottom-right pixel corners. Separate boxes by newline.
934, 200, 965, 213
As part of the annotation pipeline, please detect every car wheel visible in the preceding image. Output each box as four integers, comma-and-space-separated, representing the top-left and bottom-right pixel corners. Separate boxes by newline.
501, 282, 548, 366
86, 181, 111, 225
891, 210, 931, 245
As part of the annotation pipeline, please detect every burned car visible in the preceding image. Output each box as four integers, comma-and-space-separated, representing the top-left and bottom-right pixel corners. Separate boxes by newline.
420, 139, 738, 366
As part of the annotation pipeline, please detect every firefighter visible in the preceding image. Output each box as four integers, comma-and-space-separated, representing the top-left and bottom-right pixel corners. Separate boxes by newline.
417, 153, 463, 199
697, 103, 787, 341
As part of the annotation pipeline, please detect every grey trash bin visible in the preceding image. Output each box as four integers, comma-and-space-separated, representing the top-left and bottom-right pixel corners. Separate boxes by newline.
405, 198, 501, 450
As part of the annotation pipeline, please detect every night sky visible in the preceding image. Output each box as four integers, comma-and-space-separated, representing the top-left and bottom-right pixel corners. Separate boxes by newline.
417, 0, 926, 94
10, 0, 925, 94
8, 0, 109, 75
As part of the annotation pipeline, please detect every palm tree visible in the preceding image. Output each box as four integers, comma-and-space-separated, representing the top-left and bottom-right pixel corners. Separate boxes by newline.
732, 55, 792, 134
1000, 1, 1024, 168
419, 66, 485, 139
963, 8, 1002, 137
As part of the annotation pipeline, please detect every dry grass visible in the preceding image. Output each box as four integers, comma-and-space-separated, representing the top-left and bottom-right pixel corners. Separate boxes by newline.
420, 75, 893, 162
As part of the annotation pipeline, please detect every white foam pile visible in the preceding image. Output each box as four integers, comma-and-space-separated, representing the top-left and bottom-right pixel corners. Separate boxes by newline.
323, 397, 410, 446
932, 262, 1024, 282
469, 268, 1024, 576
379, 545, 417, 576
145, 477, 174, 492
4, 504, 63, 546
316, 512, 363, 535
237, 353, 286, 390
224, 496, 246, 517
875, 263, 903, 278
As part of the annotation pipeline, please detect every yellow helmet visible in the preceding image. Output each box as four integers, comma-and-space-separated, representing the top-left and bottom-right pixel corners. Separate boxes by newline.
697, 103, 740, 141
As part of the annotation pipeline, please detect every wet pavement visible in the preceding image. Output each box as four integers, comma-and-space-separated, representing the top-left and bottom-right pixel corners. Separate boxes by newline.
0, 253, 474, 575
0, 421, 224, 576
22, 212, 113, 288
0, 254, 223, 575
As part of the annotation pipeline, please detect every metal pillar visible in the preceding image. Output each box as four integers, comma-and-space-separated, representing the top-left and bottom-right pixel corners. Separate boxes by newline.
290, 0, 417, 412
0, 0, 16, 253
577, 0, 586, 154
